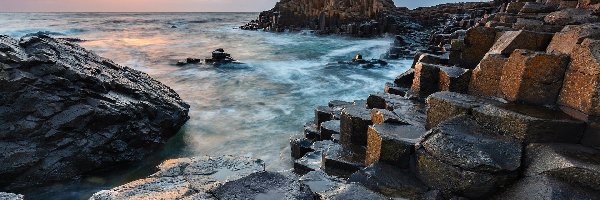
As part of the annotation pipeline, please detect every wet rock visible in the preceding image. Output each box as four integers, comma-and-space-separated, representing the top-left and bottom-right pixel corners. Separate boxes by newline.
395, 68, 414, 88
469, 54, 509, 97
417, 116, 521, 199
320, 120, 340, 141
411, 62, 441, 99
340, 105, 372, 146
461, 26, 498, 68
0, 35, 189, 189
303, 122, 321, 141
294, 140, 336, 174
488, 30, 553, 55
500, 49, 570, 105
212, 171, 313, 200
315, 106, 337, 128
426, 91, 501, 129
439, 66, 471, 93
416, 53, 449, 65
349, 163, 427, 199
558, 39, 600, 116
176, 57, 201, 66
317, 183, 389, 200
367, 93, 407, 111
391, 99, 428, 128
0, 192, 23, 200
91, 156, 265, 199
473, 104, 586, 143
322, 143, 366, 177
492, 176, 600, 200
299, 171, 344, 194
204, 48, 240, 66
384, 82, 408, 96
547, 23, 600, 55
328, 100, 353, 109
370, 108, 407, 125
291, 135, 314, 159
524, 143, 600, 190
366, 123, 426, 167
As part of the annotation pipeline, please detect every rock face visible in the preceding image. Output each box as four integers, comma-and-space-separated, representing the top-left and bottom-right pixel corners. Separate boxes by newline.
0, 35, 190, 190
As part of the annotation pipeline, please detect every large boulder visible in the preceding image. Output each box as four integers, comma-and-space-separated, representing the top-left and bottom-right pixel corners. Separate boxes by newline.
461, 26, 498, 68
0, 35, 190, 190
416, 116, 522, 199
439, 66, 471, 93
411, 62, 441, 99
340, 105, 372, 146
558, 39, 600, 116
547, 23, 600, 55
366, 123, 426, 167
91, 156, 265, 199
500, 49, 570, 105
473, 104, 586, 143
426, 91, 501, 129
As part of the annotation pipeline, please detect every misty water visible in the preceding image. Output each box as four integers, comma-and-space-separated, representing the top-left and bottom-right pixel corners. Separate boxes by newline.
0, 12, 411, 199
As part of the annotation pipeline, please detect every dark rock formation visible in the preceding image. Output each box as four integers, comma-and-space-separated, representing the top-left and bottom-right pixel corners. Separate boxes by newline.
0, 35, 190, 190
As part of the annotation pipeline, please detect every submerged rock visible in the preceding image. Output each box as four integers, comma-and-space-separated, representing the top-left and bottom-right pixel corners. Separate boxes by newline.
0, 35, 190, 190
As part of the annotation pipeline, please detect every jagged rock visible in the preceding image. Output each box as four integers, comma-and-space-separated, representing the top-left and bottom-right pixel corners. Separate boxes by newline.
488, 30, 553, 55
340, 105, 372, 146
469, 54, 509, 97
524, 143, 600, 190
90, 156, 265, 200
499, 49, 570, 105
384, 82, 408, 96
317, 183, 389, 200
461, 26, 498, 68
320, 120, 340, 141
473, 104, 586, 143
417, 116, 521, 199
426, 91, 501, 129
547, 23, 600, 55
559, 39, 600, 116
366, 123, 426, 167
492, 176, 600, 200
212, 171, 313, 200
439, 66, 471, 93
315, 105, 337, 127
544, 8, 600, 26
349, 163, 427, 199
0, 35, 190, 190
412, 62, 441, 98
291, 135, 314, 159
394, 68, 415, 88
0, 192, 23, 200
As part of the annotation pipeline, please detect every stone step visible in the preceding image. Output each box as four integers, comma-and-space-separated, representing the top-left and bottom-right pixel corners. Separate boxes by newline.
426, 91, 502, 129
469, 53, 508, 97
439, 65, 471, 93
524, 143, 600, 191
384, 82, 409, 96
487, 30, 553, 56
473, 104, 586, 143
366, 123, 426, 167
367, 92, 407, 111
340, 105, 372, 146
304, 122, 320, 141
315, 106, 338, 128
212, 171, 314, 200
349, 163, 428, 199
394, 68, 415, 88
322, 143, 366, 177
290, 134, 314, 159
320, 120, 340, 141
298, 171, 344, 195
294, 140, 336, 174
416, 115, 522, 199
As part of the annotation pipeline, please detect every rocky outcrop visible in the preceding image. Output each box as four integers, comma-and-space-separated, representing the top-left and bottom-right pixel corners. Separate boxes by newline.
0, 35, 190, 190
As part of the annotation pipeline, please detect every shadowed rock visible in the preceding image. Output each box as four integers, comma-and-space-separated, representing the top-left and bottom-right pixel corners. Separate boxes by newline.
426, 91, 501, 129
384, 82, 409, 96
0, 192, 23, 200
0, 35, 190, 190
212, 171, 314, 200
322, 143, 366, 177
316, 183, 389, 200
492, 176, 600, 200
320, 120, 340, 141
412, 62, 442, 98
439, 66, 472, 93
291, 135, 314, 159
461, 26, 498, 68
349, 163, 427, 199
473, 104, 586, 143
395, 69, 415, 88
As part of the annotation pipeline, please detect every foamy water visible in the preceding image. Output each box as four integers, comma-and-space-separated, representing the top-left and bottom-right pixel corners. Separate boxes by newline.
0, 12, 411, 199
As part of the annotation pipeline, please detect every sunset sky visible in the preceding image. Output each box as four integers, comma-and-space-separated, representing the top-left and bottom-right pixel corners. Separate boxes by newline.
0, 0, 488, 12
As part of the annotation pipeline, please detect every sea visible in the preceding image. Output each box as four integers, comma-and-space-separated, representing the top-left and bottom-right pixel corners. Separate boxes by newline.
0, 12, 411, 199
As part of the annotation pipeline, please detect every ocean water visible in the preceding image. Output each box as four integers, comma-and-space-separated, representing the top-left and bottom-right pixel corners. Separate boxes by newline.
0, 13, 411, 199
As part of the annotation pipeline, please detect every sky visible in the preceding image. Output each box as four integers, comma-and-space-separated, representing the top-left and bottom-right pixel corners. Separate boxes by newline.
0, 0, 488, 12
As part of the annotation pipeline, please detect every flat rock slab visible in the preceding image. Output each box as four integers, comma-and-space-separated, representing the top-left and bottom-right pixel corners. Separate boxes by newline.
322, 143, 366, 177
212, 171, 313, 200
349, 163, 427, 199
91, 156, 265, 200
488, 30, 553, 55
320, 120, 340, 141
371, 108, 408, 125
367, 93, 407, 111
299, 171, 344, 194
366, 123, 426, 167
0, 35, 190, 189
524, 143, 600, 191
391, 99, 428, 128
492, 176, 600, 200
384, 82, 409, 96
340, 105, 372, 146
417, 116, 521, 199
426, 91, 501, 129
473, 104, 586, 143
317, 183, 389, 200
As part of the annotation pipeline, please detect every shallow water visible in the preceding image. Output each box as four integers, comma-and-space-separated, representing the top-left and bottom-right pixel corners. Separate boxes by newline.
0, 12, 410, 199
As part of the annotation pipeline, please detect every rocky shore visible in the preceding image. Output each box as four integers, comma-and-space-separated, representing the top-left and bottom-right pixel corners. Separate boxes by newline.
4, 0, 600, 199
